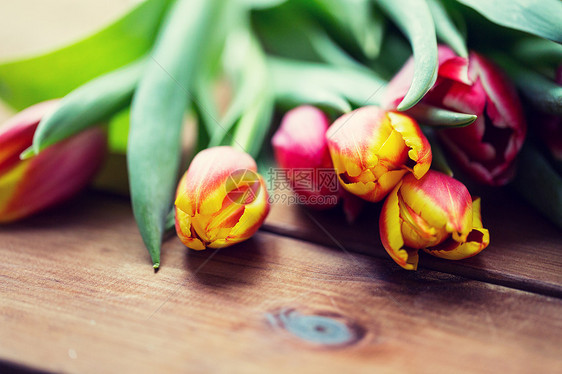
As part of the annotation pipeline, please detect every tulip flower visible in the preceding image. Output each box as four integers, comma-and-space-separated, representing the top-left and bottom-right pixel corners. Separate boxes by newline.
379, 170, 490, 270
271, 105, 364, 220
272, 106, 337, 208
174, 146, 269, 250
0, 100, 107, 223
384, 45, 526, 186
326, 106, 432, 203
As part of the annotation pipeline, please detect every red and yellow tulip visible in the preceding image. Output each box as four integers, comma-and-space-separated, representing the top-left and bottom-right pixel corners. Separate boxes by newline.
0, 100, 106, 223
174, 146, 270, 250
384, 45, 526, 186
326, 106, 432, 202
379, 170, 489, 270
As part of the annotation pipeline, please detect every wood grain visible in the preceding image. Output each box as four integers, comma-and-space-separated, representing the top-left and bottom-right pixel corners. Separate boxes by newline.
1, 192, 561, 373
264, 188, 562, 298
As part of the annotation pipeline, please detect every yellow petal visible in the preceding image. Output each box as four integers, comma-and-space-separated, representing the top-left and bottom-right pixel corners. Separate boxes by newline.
0, 162, 29, 222
399, 171, 472, 239
423, 198, 490, 260
210, 175, 270, 247
175, 146, 258, 217
379, 181, 419, 270
387, 111, 432, 178
175, 208, 206, 250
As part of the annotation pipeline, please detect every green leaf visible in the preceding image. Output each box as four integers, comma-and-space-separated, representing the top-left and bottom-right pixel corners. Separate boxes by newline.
494, 55, 562, 115
128, 0, 224, 268
297, 0, 383, 59
378, 0, 438, 111
456, 0, 562, 43
28, 59, 144, 156
512, 38, 562, 73
406, 103, 477, 128
268, 57, 387, 112
0, 0, 171, 110
107, 108, 132, 153
213, 22, 274, 157
237, 0, 288, 9
427, 0, 468, 57
512, 144, 562, 229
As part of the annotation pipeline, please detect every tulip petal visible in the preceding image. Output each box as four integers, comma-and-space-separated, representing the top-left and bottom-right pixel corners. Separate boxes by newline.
175, 146, 258, 217
387, 112, 432, 179
0, 101, 58, 176
399, 171, 473, 240
210, 175, 270, 248
327, 107, 431, 202
0, 99, 106, 223
272, 106, 332, 170
2, 128, 106, 222
471, 52, 527, 161
271, 106, 339, 210
423, 197, 490, 260
379, 181, 419, 270
435, 43, 471, 84
174, 146, 269, 250
0, 163, 29, 220
174, 207, 206, 250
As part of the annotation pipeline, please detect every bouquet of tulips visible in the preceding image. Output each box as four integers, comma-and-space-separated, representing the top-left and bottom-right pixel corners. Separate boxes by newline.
0, 0, 560, 270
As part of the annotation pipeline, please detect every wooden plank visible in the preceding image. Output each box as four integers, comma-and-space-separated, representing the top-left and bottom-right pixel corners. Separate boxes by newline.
264, 188, 562, 298
1, 192, 561, 373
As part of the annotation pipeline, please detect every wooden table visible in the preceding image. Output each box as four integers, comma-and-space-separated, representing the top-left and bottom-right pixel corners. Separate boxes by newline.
1, 2, 562, 373
1, 188, 561, 373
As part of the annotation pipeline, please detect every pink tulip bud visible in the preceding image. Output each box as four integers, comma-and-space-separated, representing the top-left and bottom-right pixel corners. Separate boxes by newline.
379, 170, 490, 270
174, 146, 270, 250
0, 100, 107, 223
326, 106, 432, 202
384, 45, 527, 186
272, 106, 340, 209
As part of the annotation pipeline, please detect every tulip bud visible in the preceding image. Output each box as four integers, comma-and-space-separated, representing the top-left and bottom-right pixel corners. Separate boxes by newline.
379, 170, 489, 270
326, 106, 432, 202
272, 105, 339, 209
384, 45, 526, 186
0, 100, 107, 223
174, 146, 270, 250
272, 106, 365, 221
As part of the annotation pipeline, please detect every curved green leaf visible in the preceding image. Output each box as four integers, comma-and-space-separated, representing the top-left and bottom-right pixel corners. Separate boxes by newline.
128, 0, 224, 268
296, 0, 382, 59
268, 57, 386, 112
0, 0, 171, 110
456, 0, 562, 43
427, 0, 468, 57
406, 103, 477, 128
214, 22, 274, 157
27, 59, 145, 157
378, 0, 438, 111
